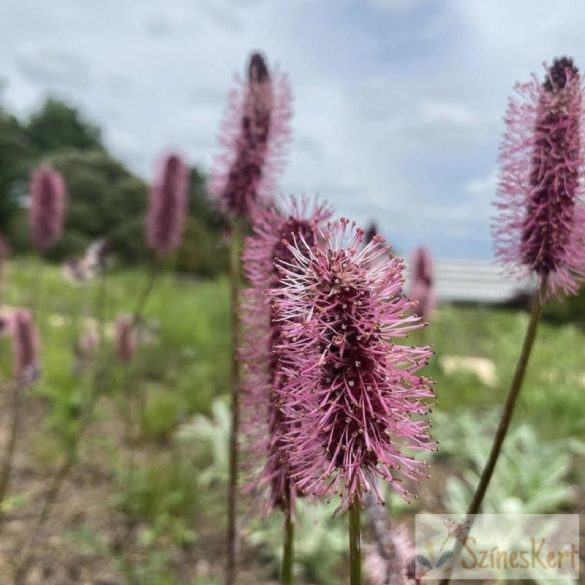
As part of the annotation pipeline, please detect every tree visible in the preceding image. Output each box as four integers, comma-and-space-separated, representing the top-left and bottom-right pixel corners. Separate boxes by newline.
26, 98, 102, 154
0, 109, 33, 230
48, 149, 148, 261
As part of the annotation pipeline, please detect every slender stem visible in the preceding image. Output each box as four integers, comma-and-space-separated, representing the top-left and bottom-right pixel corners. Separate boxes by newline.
13, 260, 161, 583
226, 219, 244, 585
349, 501, 362, 585
28, 260, 45, 318
121, 367, 140, 585
13, 446, 76, 584
439, 288, 543, 585
132, 260, 159, 328
281, 503, 294, 585
0, 381, 23, 533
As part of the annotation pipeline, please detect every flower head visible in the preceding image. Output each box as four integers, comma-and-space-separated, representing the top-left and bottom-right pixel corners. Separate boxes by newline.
365, 528, 418, 585
115, 314, 136, 364
210, 52, 292, 219
29, 165, 66, 252
364, 493, 418, 585
494, 57, 585, 298
73, 328, 99, 375
147, 153, 189, 256
409, 246, 435, 321
10, 309, 41, 385
241, 197, 332, 511
271, 219, 435, 511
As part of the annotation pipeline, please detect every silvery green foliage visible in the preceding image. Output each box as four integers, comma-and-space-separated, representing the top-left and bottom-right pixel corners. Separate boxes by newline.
175, 399, 230, 487
246, 500, 346, 584
432, 409, 582, 585
176, 399, 346, 583
432, 409, 583, 514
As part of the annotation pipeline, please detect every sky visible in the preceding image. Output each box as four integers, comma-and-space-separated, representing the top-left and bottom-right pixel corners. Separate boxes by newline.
1, 0, 585, 259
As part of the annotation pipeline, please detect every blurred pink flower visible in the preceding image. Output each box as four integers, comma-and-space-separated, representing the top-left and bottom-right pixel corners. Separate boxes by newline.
73, 328, 99, 375
364, 493, 419, 585
63, 239, 110, 283
270, 219, 435, 511
146, 153, 189, 257
10, 309, 41, 385
29, 165, 66, 252
409, 246, 435, 321
115, 314, 136, 364
493, 57, 585, 298
240, 196, 331, 511
210, 52, 292, 219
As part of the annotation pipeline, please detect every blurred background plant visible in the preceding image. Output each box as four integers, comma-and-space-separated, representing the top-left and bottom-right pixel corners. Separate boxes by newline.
0, 258, 583, 583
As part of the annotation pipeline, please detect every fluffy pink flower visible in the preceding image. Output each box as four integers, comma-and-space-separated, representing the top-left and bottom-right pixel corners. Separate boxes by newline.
210, 52, 292, 219
29, 165, 66, 252
147, 153, 189, 256
115, 314, 136, 363
241, 197, 332, 511
271, 219, 435, 511
493, 57, 585, 298
364, 494, 418, 585
10, 309, 41, 385
409, 247, 435, 321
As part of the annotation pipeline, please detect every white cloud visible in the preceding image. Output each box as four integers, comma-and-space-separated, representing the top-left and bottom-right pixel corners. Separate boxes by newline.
2, 0, 585, 259
14, 44, 91, 88
419, 99, 479, 128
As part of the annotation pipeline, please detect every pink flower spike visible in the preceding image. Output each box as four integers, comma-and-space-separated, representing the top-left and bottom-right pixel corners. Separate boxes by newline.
210, 52, 292, 220
240, 196, 332, 512
409, 246, 435, 321
115, 314, 136, 364
493, 57, 585, 299
10, 309, 41, 385
270, 220, 435, 512
29, 165, 66, 252
147, 153, 189, 257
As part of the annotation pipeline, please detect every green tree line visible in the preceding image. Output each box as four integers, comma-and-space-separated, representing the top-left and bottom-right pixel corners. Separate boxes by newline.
0, 97, 226, 276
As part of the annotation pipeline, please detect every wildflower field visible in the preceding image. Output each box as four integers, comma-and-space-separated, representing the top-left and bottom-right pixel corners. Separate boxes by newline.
0, 259, 582, 585
2, 11, 585, 582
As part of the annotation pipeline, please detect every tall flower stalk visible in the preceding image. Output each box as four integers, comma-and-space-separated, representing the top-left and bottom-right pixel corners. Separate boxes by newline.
147, 152, 188, 258
241, 198, 331, 583
441, 57, 585, 585
271, 219, 435, 584
0, 310, 40, 533
210, 51, 292, 585
28, 165, 66, 314
409, 246, 435, 322
14, 153, 187, 583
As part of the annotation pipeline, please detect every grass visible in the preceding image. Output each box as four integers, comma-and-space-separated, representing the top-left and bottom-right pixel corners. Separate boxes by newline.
1, 257, 229, 446
0, 257, 583, 583
5, 258, 584, 441
426, 305, 585, 438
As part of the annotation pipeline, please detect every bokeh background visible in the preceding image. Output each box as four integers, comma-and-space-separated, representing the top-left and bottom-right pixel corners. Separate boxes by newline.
0, 2, 583, 585
3, 0, 585, 258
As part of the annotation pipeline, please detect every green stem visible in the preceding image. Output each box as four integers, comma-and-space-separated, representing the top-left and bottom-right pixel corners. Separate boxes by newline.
439, 287, 544, 585
121, 367, 140, 585
281, 503, 294, 585
29, 260, 45, 318
349, 501, 362, 585
132, 260, 159, 328
0, 381, 23, 534
226, 219, 244, 585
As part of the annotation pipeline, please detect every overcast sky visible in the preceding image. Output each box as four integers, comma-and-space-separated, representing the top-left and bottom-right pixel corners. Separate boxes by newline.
1, 0, 585, 258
